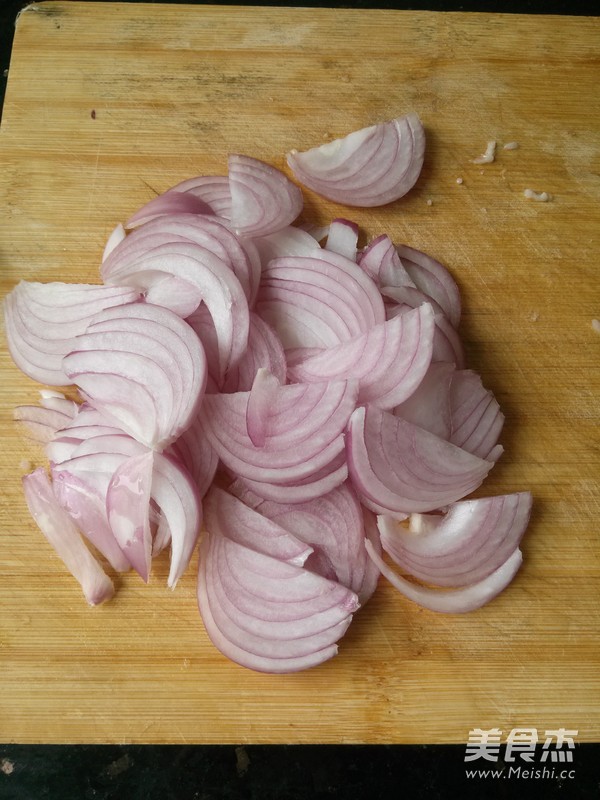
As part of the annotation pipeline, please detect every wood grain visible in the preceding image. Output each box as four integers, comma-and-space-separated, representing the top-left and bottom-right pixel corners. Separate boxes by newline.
0, 2, 598, 744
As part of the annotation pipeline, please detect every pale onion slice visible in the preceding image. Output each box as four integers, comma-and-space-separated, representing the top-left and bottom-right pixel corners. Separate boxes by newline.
346, 405, 494, 514
102, 241, 249, 380
3, 282, 140, 385
252, 225, 322, 263
231, 480, 380, 605
39, 391, 79, 417
201, 377, 358, 485
125, 192, 213, 228
220, 312, 287, 393
325, 219, 359, 261
286, 113, 425, 207
386, 300, 466, 368
378, 492, 532, 587
393, 361, 455, 439
236, 449, 348, 504
106, 451, 154, 582
228, 154, 303, 237
246, 368, 281, 447
256, 251, 385, 350
365, 540, 523, 614
197, 528, 358, 672
102, 213, 259, 305
449, 370, 505, 460
52, 469, 131, 572
14, 398, 78, 444
167, 175, 232, 218
287, 305, 435, 409
204, 486, 313, 566
63, 303, 206, 450
359, 234, 416, 288
22, 468, 114, 605
167, 414, 219, 499
102, 223, 126, 261
395, 244, 461, 329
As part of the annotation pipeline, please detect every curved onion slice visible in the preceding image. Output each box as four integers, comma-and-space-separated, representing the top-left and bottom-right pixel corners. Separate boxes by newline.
221, 312, 287, 393
3, 282, 140, 385
359, 234, 415, 288
325, 219, 359, 261
246, 368, 281, 447
394, 361, 455, 439
102, 223, 126, 262
125, 191, 213, 228
386, 300, 466, 368
366, 539, 523, 613
201, 377, 358, 485
205, 486, 313, 566
396, 244, 461, 329
232, 480, 380, 604
63, 302, 206, 450
14, 396, 78, 444
167, 414, 219, 499
102, 241, 249, 379
288, 305, 434, 409
198, 527, 358, 672
167, 175, 232, 218
378, 492, 532, 587
22, 468, 114, 605
102, 213, 259, 305
287, 113, 425, 207
252, 225, 322, 263
228, 154, 303, 237
449, 370, 504, 459
346, 405, 494, 515
256, 251, 385, 350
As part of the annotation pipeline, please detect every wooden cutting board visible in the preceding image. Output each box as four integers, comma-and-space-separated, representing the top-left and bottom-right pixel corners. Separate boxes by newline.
0, 2, 598, 745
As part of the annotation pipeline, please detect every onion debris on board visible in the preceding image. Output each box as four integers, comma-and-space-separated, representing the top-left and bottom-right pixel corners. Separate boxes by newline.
3, 114, 532, 673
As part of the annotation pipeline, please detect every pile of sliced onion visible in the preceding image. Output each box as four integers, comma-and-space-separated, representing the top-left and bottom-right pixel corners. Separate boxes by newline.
4, 112, 532, 673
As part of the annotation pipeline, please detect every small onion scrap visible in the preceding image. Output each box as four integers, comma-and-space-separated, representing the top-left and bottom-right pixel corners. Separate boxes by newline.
4, 114, 532, 674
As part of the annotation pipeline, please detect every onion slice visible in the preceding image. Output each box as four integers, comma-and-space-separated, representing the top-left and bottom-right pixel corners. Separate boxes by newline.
3, 282, 140, 385
395, 245, 461, 329
167, 175, 232, 218
378, 492, 532, 587
288, 304, 434, 409
365, 539, 523, 613
125, 191, 213, 228
287, 113, 425, 207
325, 219, 359, 261
228, 155, 303, 237
22, 468, 114, 605
346, 405, 494, 514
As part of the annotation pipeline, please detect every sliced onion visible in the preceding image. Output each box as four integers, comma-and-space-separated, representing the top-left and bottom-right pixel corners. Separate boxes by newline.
201, 378, 358, 485
396, 244, 461, 329
167, 175, 232, 218
286, 113, 425, 207
359, 234, 415, 288
221, 312, 287, 393
325, 219, 359, 261
197, 527, 358, 672
228, 154, 303, 237
346, 405, 494, 514
102, 241, 249, 379
256, 251, 385, 350
22, 468, 114, 605
125, 191, 213, 228
245, 368, 281, 447
63, 302, 206, 450
449, 370, 505, 459
231, 480, 380, 604
205, 486, 313, 566
3, 282, 140, 385
106, 451, 154, 582
102, 223, 126, 262
287, 304, 434, 409
366, 539, 523, 613
378, 492, 532, 587
167, 414, 219, 499
393, 361, 455, 439
252, 225, 322, 263
14, 401, 78, 444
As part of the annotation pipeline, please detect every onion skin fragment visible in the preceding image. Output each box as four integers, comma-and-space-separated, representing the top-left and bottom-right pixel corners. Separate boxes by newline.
22, 468, 114, 605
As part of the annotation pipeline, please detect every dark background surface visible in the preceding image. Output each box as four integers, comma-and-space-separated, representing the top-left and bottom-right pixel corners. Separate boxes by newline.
0, 0, 598, 798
